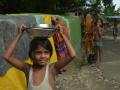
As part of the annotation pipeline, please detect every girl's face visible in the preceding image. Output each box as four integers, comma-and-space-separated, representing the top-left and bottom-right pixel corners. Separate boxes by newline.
34, 46, 50, 66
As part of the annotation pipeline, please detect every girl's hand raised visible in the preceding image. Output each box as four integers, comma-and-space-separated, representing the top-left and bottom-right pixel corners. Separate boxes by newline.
17, 24, 26, 36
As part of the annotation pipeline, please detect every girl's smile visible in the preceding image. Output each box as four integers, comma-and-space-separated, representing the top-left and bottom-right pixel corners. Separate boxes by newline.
34, 47, 50, 66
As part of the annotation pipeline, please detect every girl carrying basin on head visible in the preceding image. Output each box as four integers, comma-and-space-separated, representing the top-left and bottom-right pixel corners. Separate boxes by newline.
4, 24, 76, 90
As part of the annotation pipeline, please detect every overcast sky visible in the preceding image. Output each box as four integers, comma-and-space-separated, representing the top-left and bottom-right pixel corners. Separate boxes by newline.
113, 0, 120, 9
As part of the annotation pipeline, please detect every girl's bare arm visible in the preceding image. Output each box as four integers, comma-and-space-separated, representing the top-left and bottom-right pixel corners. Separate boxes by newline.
55, 26, 76, 71
4, 24, 27, 71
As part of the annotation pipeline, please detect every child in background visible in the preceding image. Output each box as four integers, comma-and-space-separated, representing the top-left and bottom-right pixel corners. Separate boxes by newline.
51, 16, 70, 72
4, 24, 76, 90
112, 20, 118, 41
93, 18, 103, 66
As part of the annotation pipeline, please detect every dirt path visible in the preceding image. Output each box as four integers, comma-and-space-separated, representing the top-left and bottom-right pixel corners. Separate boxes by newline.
56, 29, 120, 90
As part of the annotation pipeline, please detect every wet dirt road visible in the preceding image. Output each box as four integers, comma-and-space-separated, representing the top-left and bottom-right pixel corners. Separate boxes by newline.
56, 28, 120, 90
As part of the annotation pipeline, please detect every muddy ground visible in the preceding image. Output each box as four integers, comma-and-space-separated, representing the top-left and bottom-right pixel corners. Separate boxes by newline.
56, 28, 120, 90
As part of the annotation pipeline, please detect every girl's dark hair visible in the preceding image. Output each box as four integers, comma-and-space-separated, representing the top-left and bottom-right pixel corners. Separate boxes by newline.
28, 37, 53, 60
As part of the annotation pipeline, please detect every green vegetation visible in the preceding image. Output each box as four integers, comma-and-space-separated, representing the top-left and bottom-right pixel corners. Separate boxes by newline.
0, 0, 119, 16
